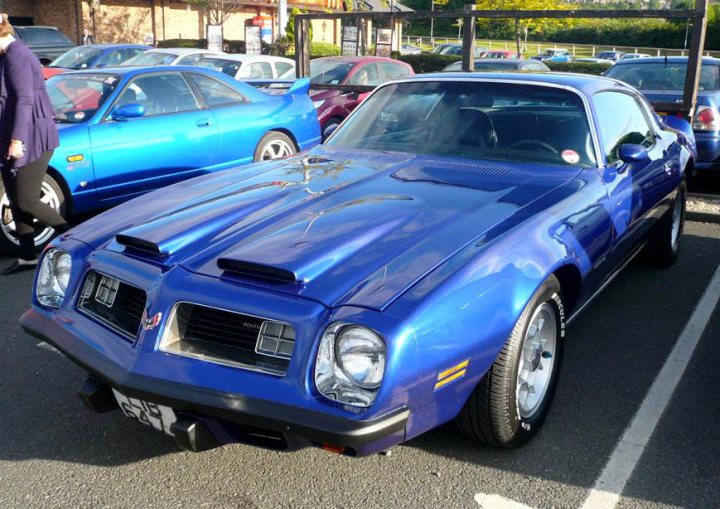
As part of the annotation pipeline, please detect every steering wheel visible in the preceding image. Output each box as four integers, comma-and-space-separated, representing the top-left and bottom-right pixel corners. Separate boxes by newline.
507, 140, 559, 154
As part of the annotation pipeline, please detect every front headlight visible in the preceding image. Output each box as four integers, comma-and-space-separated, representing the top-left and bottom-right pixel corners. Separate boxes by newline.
313, 99, 325, 109
36, 248, 72, 308
315, 323, 386, 408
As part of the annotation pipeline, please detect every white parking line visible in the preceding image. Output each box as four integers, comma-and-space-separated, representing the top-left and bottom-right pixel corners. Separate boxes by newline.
474, 493, 536, 509
581, 264, 720, 509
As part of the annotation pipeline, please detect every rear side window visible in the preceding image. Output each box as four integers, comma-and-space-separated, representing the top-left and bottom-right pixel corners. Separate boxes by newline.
593, 91, 655, 164
238, 62, 273, 79
380, 62, 411, 81
188, 73, 246, 107
24, 28, 72, 45
347, 63, 381, 86
275, 61, 293, 77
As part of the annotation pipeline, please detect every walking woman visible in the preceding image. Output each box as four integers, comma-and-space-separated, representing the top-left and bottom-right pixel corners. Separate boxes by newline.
0, 14, 69, 275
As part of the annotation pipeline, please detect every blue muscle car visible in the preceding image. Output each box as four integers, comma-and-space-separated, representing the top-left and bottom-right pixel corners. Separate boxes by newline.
0, 66, 320, 252
21, 73, 695, 456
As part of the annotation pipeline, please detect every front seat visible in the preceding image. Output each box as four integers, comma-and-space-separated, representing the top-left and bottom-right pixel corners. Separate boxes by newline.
456, 108, 498, 148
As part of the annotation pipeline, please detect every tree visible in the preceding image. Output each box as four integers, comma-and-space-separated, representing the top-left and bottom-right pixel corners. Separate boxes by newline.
474, 0, 570, 55
181, 0, 244, 27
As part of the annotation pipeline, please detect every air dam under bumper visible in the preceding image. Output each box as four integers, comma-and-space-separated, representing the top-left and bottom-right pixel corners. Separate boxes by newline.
21, 309, 409, 456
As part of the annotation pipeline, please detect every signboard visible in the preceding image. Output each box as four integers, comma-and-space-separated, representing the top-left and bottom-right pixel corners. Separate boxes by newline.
375, 28, 392, 57
342, 25, 358, 57
207, 24, 223, 52
245, 26, 261, 56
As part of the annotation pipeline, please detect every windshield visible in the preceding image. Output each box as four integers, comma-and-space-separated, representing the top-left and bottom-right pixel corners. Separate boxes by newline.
50, 47, 104, 69
327, 80, 596, 167
310, 60, 355, 85
605, 62, 720, 91
47, 73, 120, 123
195, 57, 240, 77
123, 51, 177, 66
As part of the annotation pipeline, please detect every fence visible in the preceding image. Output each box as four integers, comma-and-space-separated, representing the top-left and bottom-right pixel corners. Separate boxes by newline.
407, 35, 720, 58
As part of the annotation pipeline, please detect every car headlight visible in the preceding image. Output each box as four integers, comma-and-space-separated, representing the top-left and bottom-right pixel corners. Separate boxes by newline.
315, 323, 386, 408
313, 99, 325, 109
36, 248, 72, 308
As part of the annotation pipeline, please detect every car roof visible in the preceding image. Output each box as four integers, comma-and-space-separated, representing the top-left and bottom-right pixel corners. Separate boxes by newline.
412, 71, 629, 95
612, 56, 720, 66
312, 56, 407, 64
198, 54, 294, 63
83, 44, 151, 50
145, 48, 220, 55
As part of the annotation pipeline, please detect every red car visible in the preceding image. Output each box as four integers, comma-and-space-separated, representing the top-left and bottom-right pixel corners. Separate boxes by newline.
307, 56, 414, 136
483, 50, 522, 59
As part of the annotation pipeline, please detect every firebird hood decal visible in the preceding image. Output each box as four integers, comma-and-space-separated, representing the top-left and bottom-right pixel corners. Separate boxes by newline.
76, 147, 581, 310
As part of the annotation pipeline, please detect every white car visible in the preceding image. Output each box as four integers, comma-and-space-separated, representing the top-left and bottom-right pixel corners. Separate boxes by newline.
123, 48, 224, 67
194, 55, 295, 80
620, 53, 652, 60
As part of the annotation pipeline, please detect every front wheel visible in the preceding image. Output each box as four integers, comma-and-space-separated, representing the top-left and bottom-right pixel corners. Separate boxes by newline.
253, 132, 297, 162
456, 275, 565, 448
0, 174, 66, 255
644, 180, 686, 267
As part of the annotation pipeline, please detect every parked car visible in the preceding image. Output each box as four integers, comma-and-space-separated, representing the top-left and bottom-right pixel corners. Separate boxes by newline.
604, 56, 719, 172
620, 53, 652, 61
123, 48, 223, 66
14, 25, 75, 65
443, 59, 548, 72
595, 50, 625, 62
22, 72, 694, 457
194, 55, 294, 80
0, 66, 320, 252
482, 50, 521, 59
400, 44, 422, 55
431, 43, 487, 58
42, 44, 151, 79
572, 57, 614, 66
532, 48, 572, 63
307, 56, 414, 136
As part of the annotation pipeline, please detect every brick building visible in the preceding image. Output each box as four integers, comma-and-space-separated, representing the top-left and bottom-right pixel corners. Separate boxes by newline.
4, 0, 343, 45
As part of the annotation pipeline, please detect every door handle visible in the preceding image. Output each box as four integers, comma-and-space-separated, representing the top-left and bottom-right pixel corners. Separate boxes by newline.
196, 119, 211, 127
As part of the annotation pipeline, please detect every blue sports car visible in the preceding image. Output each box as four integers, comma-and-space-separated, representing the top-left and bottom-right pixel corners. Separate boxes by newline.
0, 66, 320, 252
21, 73, 694, 456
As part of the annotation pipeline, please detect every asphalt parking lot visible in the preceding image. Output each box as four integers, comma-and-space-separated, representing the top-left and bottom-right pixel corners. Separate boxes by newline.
0, 184, 719, 509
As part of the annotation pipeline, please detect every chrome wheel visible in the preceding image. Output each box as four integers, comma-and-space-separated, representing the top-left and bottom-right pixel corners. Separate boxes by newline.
670, 191, 683, 248
516, 302, 557, 419
259, 138, 294, 161
0, 180, 61, 247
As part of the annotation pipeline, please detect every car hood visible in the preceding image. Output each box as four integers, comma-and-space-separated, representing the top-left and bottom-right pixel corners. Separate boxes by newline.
73, 147, 581, 310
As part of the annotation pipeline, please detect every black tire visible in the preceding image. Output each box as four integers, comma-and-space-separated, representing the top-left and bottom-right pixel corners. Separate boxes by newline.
456, 275, 566, 448
644, 180, 686, 267
0, 173, 66, 256
322, 116, 344, 141
253, 131, 297, 162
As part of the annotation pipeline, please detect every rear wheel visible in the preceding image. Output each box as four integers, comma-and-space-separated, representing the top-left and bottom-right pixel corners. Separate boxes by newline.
456, 275, 565, 448
253, 132, 296, 162
0, 174, 65, 255
644, 180, 686, 267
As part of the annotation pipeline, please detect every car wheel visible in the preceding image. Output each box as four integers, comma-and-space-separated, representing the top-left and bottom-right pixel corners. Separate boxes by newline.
456, 275, 565, 448
253, 132, 296, 162
323, 117, 344, 140
644, 179, 686, 267
0, 174, 66, 255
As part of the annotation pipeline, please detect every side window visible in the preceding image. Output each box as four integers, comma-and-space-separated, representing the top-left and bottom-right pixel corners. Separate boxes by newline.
237, 62, 273, 79
95, 49, 124, 68
121, 74, 199, 117
347, 64, 380, 86
27, 28, 72, 45
187, 73, 246, 107
176, 53, 205, 65
380, 62, 410, 81
593, 91, 655, 164
274, 61, 293, 78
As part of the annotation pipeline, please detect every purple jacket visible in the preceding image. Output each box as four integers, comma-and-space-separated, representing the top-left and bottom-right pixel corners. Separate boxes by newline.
0, 40, 59, 170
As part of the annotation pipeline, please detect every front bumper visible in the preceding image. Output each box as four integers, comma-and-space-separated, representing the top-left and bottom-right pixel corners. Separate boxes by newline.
21, 308, 409, 456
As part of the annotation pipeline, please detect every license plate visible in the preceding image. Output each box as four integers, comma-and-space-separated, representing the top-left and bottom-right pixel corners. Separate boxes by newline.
112, 389, 177, 436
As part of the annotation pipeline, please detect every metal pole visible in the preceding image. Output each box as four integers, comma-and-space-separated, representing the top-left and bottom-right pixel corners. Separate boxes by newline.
682, 0, 708, 117
430, 0, 434, 45
461, 5, 476, 72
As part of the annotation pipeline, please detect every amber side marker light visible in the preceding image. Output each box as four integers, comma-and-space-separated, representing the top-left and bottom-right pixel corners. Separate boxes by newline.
67, 154, 84, 162
322, 444, 346, 454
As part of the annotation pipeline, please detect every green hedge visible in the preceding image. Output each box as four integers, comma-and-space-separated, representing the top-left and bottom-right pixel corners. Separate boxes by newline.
397, 54, 461, 73
545, 61, 612, 75
158, 38, 270, 54
275, 41, 341, 58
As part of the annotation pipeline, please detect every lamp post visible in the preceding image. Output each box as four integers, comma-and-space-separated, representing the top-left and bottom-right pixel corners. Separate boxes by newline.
430, 0, 434, 45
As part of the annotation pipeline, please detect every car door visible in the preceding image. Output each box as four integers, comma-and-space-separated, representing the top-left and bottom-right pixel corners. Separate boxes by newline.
593, 90, 674, 268
185, 71, 268, 169
89, 71, 219, 203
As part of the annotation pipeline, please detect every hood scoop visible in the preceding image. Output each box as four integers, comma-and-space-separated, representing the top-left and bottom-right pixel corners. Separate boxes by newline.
116, 234, 164, 256
217, 259, 297, 284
